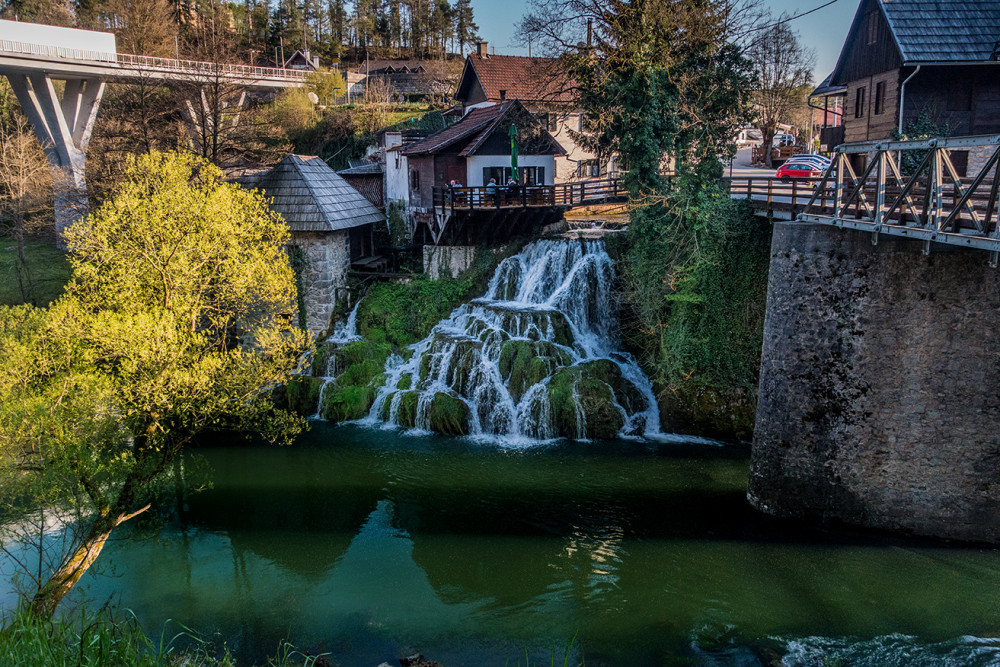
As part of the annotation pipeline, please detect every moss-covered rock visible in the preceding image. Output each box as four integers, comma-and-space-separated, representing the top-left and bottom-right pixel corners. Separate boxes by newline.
547, 362, 632, 440
285, 376, 324, 415
397, 391, 419, 428
332, 339, 391, 376
396, 373, 413, 390
498, 339, 573, 402
311, 343, 334, 377
321, 382, 379, 421
429, 392, 470, 436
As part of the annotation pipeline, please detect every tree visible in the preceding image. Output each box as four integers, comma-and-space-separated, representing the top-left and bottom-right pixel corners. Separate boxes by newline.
0, 0, 74, 25
0, 151, 308, 619
453, 0, 477, 56
101, 0, 178, 56
746, 22, 814, 166
0, 114, 53, 305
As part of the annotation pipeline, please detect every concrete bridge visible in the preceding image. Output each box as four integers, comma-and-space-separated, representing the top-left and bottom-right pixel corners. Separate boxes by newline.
746, 134, 1000, 543
0, 20, 307, 238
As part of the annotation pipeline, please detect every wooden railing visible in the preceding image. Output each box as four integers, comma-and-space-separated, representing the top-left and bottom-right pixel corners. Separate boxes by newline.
726, 177, 835, 215
432, 177, 624, 211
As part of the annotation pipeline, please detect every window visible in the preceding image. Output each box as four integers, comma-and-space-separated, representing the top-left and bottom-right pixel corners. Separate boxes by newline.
539, 113, 558, 133
578, 159, 600, 178
578, 114, 593, 133
949, 150, 969, 178
482, 166, 546, 186
539, 113, 550, 131
866, 12, 878, 45
410, 168, 420, 191
874, 81, 885, 115
855, 86, 866, 118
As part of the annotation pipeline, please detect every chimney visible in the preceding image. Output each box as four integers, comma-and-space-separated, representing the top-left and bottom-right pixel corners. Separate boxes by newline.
477, 41, 489, 57
499, 90, 506, 101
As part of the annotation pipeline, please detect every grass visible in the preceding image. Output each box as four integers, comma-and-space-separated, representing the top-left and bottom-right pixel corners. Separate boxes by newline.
0, 234, 71, 307
0, 605, 331, 667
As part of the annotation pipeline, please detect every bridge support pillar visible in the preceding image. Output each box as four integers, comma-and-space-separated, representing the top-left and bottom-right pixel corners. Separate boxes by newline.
7, 73, 104, 245
750, 221, 1000, 542
179, 88, 246, 157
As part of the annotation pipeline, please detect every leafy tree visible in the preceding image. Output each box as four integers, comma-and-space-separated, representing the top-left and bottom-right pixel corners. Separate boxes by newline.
0, 151, 308, 619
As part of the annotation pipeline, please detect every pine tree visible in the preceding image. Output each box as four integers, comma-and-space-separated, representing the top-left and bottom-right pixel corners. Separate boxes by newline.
452, 0, 476, 56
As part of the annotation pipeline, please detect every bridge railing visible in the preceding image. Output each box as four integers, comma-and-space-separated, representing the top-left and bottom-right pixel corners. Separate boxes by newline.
432, 177, 625, 211
0, 37, 308, 82
795, 134, 1000, 263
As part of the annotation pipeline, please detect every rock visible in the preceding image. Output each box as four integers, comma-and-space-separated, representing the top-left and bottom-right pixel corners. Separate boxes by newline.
429, 392, 469, 436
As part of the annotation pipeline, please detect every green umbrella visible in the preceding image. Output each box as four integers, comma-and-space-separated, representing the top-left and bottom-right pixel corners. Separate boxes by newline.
509, 123, 519, 182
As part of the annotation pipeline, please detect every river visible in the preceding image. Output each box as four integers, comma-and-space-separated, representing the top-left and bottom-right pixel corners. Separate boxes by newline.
6, 424, 996, 666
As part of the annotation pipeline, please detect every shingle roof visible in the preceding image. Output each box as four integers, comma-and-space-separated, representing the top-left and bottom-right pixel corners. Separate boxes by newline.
401, 103, 508, 156
251, 155, 383, 233
812, 72, 847, 97
461, 55, 577, 104
880, 0, 1000, 63
337, 162, 383, 176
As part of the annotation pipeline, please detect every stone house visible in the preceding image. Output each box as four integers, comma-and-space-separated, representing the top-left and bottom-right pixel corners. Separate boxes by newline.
452, 43, 613, 183
247, 154, 384, 335
813, 0, 1000, 174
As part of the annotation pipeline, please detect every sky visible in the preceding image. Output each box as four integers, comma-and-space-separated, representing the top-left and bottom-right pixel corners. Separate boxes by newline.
470, 0, 857, 84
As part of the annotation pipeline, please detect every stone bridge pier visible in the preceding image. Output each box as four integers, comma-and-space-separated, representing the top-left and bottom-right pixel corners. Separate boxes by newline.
749, 221, 1000, 542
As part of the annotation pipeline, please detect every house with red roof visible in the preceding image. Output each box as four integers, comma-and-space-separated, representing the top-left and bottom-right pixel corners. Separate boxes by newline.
452, 43, 612, 184
385, 99, 565, 212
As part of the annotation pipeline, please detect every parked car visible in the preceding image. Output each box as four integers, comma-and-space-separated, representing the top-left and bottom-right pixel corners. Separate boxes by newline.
790, 153, 831, 165
772, 133, 797, 147
776, 161, 824, 180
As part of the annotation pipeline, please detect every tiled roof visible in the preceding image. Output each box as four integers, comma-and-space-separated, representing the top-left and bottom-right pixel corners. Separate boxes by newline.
880, 0, 1000, 63
464, 55, 577, 104
401, 103, 508, 156
250, 155, 383, 233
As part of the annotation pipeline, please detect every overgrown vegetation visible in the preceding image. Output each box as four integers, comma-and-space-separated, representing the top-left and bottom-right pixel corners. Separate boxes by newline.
0, 605, 329, 667
0, 235, 70, 307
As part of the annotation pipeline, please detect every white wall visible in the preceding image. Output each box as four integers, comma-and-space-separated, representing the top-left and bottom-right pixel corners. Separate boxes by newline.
0, 19, 116, 58
465, 155, 556, 187
547, 112, 611, 183
384, 149, 409, 208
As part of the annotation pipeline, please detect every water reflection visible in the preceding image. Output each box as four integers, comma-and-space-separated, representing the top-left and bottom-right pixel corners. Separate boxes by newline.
5, 424, 998, 666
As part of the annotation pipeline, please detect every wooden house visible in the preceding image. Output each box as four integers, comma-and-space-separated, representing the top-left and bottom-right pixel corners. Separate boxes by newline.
385, 99, 565, 211
818, 0, 1000, 173
284, 49, 320, 71
247, 154, 384, 334
452, 43, 611, 183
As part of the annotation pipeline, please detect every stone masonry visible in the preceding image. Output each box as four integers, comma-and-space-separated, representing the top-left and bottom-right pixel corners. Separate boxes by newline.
749, 222, 1000, 542
423, 245, 477, 279
291, 230, 350, 335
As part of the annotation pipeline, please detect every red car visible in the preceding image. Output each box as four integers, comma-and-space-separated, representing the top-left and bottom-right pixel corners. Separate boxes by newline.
775, 161, 823, 180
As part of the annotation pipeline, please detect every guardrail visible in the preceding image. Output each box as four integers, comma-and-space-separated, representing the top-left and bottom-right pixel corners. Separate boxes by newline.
0, 37, 308, 83
432, 178, 625, 211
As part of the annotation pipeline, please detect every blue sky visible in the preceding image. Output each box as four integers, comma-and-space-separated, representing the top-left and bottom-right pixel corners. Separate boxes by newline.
470, 0, 857, 84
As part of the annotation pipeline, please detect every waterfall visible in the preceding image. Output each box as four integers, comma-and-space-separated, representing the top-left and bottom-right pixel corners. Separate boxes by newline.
361, 239, 665, 443
330, 299, 362, 344
311, 299, 364, 418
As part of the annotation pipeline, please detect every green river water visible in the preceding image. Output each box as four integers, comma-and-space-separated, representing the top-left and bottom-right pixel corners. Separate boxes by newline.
12, 423, 999, 666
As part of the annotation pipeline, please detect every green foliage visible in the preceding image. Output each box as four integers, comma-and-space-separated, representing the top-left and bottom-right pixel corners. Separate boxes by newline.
322, 383, 379, 421
894, 107, 950, 177
306, 68, 347, 105
285, 376, 323, 415
0, 152, 309, 618
0, 604, 329, 666
617, 180, 771, 438
0, 235, 70, 306
429, 392, 470, 436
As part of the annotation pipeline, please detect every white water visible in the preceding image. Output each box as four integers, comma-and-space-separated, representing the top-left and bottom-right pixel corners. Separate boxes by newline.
361, 239, 665, 443
311, 299, 364, 419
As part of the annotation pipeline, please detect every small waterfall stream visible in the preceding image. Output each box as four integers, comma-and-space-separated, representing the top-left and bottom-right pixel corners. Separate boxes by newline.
312, 299, 363, 419
359, 239, 663, 442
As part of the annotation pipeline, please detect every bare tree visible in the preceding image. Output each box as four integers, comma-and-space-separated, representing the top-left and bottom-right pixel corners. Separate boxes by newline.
101, 0, 178, 57
746, 22, 814, 166
0, 114, 53, 305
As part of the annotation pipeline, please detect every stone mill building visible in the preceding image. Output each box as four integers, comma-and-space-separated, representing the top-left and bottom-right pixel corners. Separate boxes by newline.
246, 154, 384, 335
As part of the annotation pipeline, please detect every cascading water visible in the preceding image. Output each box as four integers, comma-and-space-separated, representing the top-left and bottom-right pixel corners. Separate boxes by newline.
361, 239, 664, 442
312, 299, 364, 418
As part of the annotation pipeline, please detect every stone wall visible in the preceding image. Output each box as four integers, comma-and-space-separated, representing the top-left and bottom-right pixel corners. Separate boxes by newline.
423, 245, 476, 279
750, 222, 1000, 542
290, 230, 350, 335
